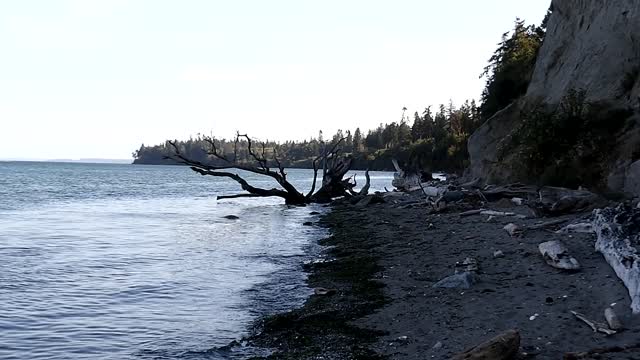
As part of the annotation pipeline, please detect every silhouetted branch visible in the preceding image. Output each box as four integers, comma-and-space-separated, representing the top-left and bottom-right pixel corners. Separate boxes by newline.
168, 133, 358, 205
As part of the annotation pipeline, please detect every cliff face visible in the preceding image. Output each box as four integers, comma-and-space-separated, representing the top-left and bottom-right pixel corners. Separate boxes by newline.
468, 0, 640, 196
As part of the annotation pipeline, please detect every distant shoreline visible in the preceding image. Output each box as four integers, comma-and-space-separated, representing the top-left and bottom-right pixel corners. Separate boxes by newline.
0, 159, 133, 165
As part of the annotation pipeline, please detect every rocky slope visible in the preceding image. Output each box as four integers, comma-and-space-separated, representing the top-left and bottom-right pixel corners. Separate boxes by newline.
468, 0, 640, 196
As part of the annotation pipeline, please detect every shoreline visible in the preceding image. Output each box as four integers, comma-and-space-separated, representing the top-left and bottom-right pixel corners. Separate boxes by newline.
246, 203, 388, 359
245, 193, 640, 359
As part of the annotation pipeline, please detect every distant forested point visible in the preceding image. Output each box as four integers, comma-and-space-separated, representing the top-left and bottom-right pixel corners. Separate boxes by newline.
134, 15, 547, 174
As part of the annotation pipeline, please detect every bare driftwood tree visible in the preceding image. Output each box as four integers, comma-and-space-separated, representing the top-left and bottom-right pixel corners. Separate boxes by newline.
167, 133, 369, 205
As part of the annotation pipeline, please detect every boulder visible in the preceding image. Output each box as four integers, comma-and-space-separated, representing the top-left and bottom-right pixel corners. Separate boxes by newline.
433, 272, 477, 289
453, 329, 520, 360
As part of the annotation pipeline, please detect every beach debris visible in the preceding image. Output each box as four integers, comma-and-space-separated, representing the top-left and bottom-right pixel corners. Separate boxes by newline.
556, 222, 594, 234
481, 210, 515, 216
570, 311, 616, 335
511, 197, 525, 206
397, 335, 409, 342
529, 313, 539, 320
355, 194, 385, 208
455, 257, 479, 273
433, 272, 477, 289
604, 307, 624, 330
314, 287, 337, 296
537, 186, 604, 216
486, 215, 496, 223
460, 209, 485, 217
223, 215, 240, 220
433, 341, 443, 350
527, 218, 569, 230
391, 159, 434, 192
538, 241, 581, 271
592, 204, 640, 313
452, 329, 520, 360
503, 223, 523, 237
493, 250, 505, 258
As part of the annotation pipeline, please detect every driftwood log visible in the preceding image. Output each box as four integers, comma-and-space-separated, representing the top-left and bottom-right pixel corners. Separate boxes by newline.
167, 133, 369, 205
570, 311, 616, 335
592, 204, 640, 313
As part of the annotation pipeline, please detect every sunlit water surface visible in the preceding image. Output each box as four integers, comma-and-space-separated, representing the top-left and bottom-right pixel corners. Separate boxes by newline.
0, 162, 393, 359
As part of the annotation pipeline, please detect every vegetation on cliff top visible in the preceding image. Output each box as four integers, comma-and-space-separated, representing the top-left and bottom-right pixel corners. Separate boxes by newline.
134, 14, 549, 174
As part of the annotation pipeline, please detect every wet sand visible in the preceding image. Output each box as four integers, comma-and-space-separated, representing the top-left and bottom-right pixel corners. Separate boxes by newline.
249, 196, 640, 359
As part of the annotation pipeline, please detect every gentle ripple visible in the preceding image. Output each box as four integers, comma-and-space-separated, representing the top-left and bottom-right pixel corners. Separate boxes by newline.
0, 162, 393, 359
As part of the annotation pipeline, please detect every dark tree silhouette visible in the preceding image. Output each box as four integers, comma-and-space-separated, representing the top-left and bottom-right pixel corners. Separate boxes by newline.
167, 133, 369, 205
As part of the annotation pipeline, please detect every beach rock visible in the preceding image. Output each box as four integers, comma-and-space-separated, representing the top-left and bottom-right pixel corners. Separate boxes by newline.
223, 215, 240, 220
503, 223, 522, 237
309, 211, 321, 215
493, 250, 505, 258
538, 240, 581, 271
452, 329, 520, 360
433, 271, 477, 289
604, 307, 624, 330
303, 221, 313, 226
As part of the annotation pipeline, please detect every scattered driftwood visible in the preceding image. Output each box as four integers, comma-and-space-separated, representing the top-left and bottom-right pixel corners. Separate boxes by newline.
564, 343, 640, 360
460, 209, 485, 217
592, 204, 640, 313
528, 218, 569, 230
570, 311, 617, 335
604, 307, 623, 330
391, 159, 433, 192
480, 183, 538, 202
475, 183, 603, 216
481, 210, 515, 216
452, 329, 520, 360
539, 241, 580, 271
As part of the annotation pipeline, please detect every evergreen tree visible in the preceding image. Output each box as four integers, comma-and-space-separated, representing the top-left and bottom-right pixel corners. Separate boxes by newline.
480, 18, 545, 120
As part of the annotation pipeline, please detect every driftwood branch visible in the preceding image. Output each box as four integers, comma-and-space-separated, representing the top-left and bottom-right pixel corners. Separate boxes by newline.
167, 133, 358, 205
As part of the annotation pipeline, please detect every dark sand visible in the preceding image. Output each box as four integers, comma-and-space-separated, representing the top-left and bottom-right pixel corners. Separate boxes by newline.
250, 196, 640, 359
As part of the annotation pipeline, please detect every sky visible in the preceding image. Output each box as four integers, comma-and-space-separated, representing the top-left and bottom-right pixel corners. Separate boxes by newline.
0, 0, 550, 160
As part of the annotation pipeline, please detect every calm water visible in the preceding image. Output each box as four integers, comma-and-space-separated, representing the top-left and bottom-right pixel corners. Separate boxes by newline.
0, 162, 393, 359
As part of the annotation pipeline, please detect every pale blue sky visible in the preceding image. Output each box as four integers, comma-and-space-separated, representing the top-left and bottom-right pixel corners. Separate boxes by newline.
0, 0, 549, 160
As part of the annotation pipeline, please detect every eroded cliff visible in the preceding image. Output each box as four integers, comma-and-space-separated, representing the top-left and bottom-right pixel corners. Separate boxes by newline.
468, 0, 640, 196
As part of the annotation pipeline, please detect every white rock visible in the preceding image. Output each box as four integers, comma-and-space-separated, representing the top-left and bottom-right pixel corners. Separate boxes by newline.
503, 223, 522, 237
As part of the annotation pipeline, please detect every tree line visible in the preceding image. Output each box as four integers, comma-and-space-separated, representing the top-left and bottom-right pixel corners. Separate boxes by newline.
134, 11, 550, 174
